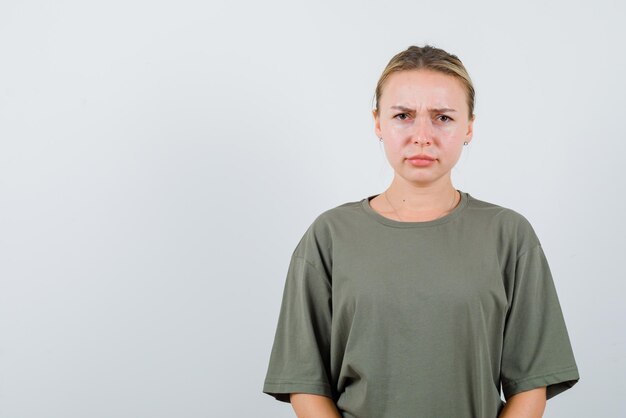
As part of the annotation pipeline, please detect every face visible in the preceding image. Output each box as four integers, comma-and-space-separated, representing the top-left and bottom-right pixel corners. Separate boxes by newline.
373, 69, 474, 188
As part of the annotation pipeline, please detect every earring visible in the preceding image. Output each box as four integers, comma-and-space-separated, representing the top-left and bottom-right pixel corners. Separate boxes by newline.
463, 141, 468, 146
379, 138, 383, 142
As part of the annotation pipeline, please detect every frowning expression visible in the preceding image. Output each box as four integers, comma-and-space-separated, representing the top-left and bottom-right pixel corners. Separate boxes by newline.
373, 69, 474, 187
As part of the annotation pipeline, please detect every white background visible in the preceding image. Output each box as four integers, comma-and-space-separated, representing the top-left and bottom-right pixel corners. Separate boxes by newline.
1, 0, 624, 417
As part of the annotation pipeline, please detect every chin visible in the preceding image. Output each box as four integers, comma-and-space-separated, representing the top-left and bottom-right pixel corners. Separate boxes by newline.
400, 176, 437, 186
399, 169, 446, 183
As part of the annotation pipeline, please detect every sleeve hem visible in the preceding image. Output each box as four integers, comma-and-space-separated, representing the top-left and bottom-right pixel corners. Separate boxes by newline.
502, 365, 580, 400
263, 380, 333, 403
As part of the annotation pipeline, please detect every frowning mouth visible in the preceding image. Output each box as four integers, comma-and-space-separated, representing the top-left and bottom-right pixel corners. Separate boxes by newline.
407, 154, 436, 161
406, 154, 436, 167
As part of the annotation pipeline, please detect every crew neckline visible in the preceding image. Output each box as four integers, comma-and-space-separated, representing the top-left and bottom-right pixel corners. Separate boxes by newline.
360, 190, 470, 228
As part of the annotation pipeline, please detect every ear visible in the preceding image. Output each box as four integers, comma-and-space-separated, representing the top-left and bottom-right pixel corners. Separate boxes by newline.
373, 109, 382, 139
465, 114, 475, 144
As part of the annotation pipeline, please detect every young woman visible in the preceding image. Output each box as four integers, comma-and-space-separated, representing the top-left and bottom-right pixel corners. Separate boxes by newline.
263, 45, 580, 418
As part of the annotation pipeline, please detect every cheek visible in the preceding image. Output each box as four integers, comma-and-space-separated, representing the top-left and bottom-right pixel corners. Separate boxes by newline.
382, 142, 405, 163
439, 126, 467, 145
443, 143, 465, 164
381, 122, 403, 135
437, 124, 461, 136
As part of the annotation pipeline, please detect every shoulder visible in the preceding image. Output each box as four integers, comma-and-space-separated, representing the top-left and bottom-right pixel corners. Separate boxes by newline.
301, 198, 363, 237
464, 192, 541, 251
291, 197, 363, 269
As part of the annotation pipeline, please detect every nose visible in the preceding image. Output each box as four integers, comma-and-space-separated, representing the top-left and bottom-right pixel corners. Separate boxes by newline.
411, 117, 433, 146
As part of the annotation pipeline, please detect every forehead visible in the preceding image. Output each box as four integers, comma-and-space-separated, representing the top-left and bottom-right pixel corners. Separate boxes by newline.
380, 69, 467, 109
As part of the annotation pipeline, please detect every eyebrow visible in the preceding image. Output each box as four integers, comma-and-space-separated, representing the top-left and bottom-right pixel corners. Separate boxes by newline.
390, 105, 457, 113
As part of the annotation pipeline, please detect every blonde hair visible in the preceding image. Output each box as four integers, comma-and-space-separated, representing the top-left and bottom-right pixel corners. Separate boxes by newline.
374, 45, 475, 120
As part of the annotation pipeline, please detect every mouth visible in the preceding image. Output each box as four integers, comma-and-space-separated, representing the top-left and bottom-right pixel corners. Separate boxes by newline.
407, 154, 436, 161
406, 154, 436, 167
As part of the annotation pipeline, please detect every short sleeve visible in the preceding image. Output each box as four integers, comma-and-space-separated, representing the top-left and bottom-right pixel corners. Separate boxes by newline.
262, 255, 333, 403
500, 244, 580, 400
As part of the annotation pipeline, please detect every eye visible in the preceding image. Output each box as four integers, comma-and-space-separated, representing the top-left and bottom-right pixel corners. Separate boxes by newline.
394, 113, 410, 120
437, 115, 453, 122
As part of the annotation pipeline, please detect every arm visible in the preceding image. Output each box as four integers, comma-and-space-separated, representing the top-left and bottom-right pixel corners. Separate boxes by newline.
290, 393, 342, 418
498, 386, 547, 418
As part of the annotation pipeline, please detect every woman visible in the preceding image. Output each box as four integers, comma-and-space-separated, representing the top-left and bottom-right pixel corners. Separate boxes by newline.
262, 45, 580, 418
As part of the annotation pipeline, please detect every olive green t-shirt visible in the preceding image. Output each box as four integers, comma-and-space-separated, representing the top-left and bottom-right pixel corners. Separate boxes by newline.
263, 191, 579, 417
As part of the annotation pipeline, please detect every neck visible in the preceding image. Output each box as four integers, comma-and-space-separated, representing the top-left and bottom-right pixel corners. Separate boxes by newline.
385, 176, 457, 214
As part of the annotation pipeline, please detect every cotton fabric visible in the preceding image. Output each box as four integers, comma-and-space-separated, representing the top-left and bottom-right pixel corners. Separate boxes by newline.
263, 191, 579, 417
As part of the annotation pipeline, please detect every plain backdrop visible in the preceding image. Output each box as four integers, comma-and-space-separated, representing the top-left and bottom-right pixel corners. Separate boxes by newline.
1, 0, 624, 417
